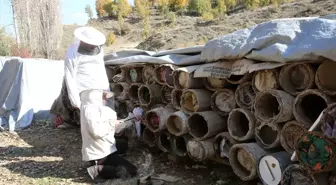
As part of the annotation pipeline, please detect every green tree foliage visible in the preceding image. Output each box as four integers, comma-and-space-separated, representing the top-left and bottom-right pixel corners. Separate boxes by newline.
217, 0, 227, 15
135, 0, 152, 39
96, 0, 111, 17
103, 0, 132, 18
85, 5, 94, 19
243, 0, 260, 9
188, 0, 212, 16
0, 28, 13, 56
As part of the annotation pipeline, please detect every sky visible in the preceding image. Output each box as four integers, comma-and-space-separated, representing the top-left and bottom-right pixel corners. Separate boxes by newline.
0, 0, 135, 36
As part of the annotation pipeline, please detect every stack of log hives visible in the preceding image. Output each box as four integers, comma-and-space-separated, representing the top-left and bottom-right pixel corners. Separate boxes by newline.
106, 59, 336, 184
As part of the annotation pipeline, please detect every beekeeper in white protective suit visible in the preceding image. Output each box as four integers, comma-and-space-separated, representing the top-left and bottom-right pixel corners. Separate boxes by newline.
50, 26, 111, 128
50, 27, 138, 181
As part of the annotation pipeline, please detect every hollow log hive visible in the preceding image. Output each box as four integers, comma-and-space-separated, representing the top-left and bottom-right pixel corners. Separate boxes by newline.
107, 59, 335, 183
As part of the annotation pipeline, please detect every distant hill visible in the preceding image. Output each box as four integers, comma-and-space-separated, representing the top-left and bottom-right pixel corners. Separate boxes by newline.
61, 0, 335, 56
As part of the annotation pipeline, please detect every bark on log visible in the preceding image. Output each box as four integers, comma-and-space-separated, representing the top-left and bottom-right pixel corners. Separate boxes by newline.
138, 84, 162, 107
173, 70, 204, 90
229, 143, 268, 181
235, 82, 256, 109
128, 83, 143, 102
188, 111, 227, 140
254, 90, 294, 123
315, 61, 336, 96
228, 108, 256, 142
167, 111, 189, 136
279, 63, 315, 96
171, 134, 193, 157
280, 120, 306, 154
112, 82, 129, 101
160, 85, 173, 104
171, 89, 183, 110
181, 89, 212, 113
145, 107, 175, 133
203, 77, 229, 91
187, 139, 216, 162
142, 64, 156, 84
255, 122, 282, 149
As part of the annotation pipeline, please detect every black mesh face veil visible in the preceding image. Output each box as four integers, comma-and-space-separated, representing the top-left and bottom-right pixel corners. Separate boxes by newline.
77, 41, 102, 55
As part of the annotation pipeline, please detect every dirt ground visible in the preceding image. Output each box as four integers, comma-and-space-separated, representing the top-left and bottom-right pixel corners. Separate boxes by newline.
0, 121, 257, 185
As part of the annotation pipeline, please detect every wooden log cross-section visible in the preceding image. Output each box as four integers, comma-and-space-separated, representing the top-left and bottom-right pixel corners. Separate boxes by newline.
279, 63, 316, 96
235, 82, 256, 109
203, 77, 229, 91
128, 83, 142, 102
138, 84, 162, 107
229, 143, 268, 181
210, 89, 236, 116
228, 108, 256, 142
181, 89, 212, 113
187, 111, 227, 140
252, 68, 280, 92
173, 70, 204, 90
315, 61, 336, 96
255, 122, 282, 149
254, 90, 294, 123
293, 89, 331, 128
145, 107, 175, 133
166, 111, 189, 136
187, 139, 216, 162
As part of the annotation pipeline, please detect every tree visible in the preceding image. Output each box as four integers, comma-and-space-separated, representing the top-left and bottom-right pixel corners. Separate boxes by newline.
134, 0, 152, 39
103, 0, 131, 18
170, 0, 189, 12
96, 0, 111, 17
0, 28, 12, 56
188, 0, 212, 16
224, 0, 236, 9
243, 0, 260, 9
85, 5, 94, 20
11, 0, 63, 59
217, 0, 227, 15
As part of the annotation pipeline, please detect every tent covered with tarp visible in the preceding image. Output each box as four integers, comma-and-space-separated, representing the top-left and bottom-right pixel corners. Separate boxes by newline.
0, 57, 64, 131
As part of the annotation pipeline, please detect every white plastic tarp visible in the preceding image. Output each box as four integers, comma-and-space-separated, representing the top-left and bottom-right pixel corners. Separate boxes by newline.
0, 58, 64, 131
103, 16, 336, 79
201, 17, 336, 63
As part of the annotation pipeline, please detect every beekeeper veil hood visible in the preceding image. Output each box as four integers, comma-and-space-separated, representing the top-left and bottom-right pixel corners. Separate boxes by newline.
74, 26, 106, 46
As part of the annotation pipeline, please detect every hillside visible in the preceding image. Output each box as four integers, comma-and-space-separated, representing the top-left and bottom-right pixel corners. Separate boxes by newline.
61, 0, 335, 55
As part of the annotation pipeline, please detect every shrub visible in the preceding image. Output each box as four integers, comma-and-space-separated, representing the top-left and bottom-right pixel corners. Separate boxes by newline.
202, 11, 214, 20
0, 29, 14, 56
96, 0, 111, 17
135, 0, 152, 39
243, 0, 260, 10
188, 0, 212, 16
225, 0, 237, 9
10, 44, 32, 58
103, 0, 131, 18
169, 0, 189, 11
106, 32, 116, 46
217, 0, 227, 15
135, 0, 151, 19
166, 12, 176, 26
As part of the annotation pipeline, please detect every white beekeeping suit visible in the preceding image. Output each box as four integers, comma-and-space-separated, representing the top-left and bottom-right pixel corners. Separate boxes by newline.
64, 27, 110, 109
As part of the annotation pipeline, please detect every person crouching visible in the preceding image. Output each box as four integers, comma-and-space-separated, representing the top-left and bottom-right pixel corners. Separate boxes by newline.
80, 89, 137, 181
